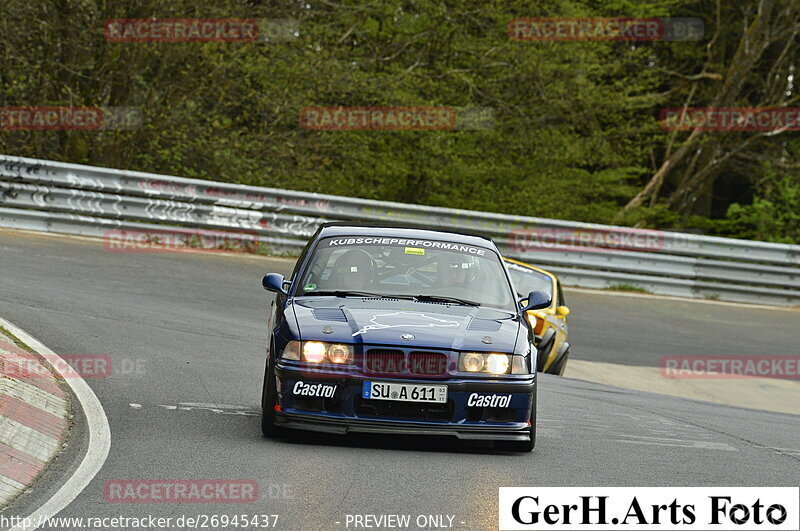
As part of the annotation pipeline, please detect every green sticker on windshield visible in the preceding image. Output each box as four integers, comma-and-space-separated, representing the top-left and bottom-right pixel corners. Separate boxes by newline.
304, 283, 317, 291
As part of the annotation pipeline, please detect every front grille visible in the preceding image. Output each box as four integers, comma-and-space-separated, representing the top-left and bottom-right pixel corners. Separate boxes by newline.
355, 396, 453, 421
408, 352, 448, 376
365, 349, 406, 374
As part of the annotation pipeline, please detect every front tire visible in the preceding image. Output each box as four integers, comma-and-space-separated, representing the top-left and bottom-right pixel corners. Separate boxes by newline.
261, 351, 282, 437
494, 382, 536, 452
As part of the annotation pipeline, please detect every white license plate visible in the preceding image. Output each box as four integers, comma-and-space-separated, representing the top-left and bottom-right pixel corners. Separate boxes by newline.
362, 381, 447, 404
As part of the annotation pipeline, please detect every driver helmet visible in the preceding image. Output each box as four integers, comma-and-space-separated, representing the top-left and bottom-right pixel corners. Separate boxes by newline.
331, 249, 374, 290
442, 254, 478, 287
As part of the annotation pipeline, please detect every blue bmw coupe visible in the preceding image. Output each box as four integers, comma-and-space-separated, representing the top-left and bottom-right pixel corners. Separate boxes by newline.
260, 223, 550, 451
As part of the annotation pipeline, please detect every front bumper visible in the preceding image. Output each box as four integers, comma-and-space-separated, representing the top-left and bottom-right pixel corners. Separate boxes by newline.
274, 364, 536, 440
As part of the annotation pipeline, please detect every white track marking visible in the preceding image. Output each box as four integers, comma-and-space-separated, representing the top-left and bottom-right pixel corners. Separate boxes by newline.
0, 317, 111, 531
611, 436, 738, 451
154, 403, 260, 416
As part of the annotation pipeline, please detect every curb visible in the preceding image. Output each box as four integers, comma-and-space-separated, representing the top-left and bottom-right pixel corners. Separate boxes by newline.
1, 318, 110, 531
0, 334, 71, 507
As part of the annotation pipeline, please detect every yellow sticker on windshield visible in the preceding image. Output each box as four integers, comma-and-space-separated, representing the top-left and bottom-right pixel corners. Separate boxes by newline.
405, 247, 425, 255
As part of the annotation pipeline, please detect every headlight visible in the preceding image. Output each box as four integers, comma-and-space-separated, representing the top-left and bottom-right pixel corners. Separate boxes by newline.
327, 344, 351, 364
303, 341, 327, 363
486, 353, 510, 374
461, 353, 485, 372
458, 352, 528, 375
280, 341, 353, 365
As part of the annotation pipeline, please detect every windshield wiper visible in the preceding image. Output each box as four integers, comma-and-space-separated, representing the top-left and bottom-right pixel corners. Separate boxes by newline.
412, 295, 481, 306
303, 291, 478, 305
306, 290, 414, 299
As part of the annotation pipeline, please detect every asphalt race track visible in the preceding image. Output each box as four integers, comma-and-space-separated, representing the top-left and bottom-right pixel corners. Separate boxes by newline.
1, 229, 798, 530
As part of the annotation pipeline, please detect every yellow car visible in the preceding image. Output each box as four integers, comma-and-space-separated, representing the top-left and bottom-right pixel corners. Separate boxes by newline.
504, 258, 571, 375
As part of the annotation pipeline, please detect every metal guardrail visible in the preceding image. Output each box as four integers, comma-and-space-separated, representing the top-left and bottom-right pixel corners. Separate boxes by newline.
1, 154, 798, 306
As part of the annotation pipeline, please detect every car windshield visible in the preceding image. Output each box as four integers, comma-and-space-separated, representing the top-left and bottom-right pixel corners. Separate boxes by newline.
505, 262, 554, 300
296, 236, 516, 310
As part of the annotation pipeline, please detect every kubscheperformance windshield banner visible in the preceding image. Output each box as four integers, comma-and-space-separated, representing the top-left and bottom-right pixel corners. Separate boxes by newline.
323, 237, 489, 257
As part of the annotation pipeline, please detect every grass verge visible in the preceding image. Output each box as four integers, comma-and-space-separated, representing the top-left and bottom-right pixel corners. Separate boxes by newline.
0, 325, 35, 353
607, 283, 651, 294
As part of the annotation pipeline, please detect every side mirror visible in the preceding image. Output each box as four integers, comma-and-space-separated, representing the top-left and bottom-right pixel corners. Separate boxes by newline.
557, 305, 570, 317
520, 290, 551, 312
262, 273, 287, 295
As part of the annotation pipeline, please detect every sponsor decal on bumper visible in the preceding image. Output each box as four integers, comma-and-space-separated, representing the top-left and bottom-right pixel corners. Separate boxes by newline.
467, 393, 512, 408
292, 381, 337, 398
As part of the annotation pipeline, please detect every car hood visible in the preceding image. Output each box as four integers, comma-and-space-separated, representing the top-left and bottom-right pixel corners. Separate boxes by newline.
290, 298, 524, 353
